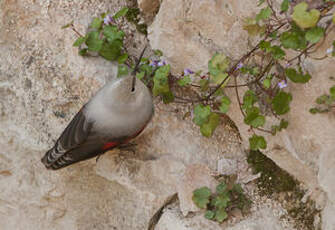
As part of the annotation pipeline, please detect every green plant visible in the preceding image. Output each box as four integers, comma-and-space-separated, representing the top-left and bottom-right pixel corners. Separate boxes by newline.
65, 1, 335, 152
192, 180, 251, 223
310, 85, 335, 114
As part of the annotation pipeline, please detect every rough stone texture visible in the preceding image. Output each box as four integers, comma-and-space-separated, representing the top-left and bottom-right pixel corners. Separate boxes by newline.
148, 0, 261, 75
155, 202, 295, 230
0, 1, 244, 229
138, 0, 160, 23
1, 0, 333, 229
177, 164, 218, 216
147, 0, 335, 228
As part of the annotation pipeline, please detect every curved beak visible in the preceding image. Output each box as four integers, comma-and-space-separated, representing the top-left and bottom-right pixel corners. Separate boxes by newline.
131, 45, 147, 92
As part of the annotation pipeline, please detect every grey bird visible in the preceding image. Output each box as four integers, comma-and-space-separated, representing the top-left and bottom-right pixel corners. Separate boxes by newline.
41, 47, 154, 170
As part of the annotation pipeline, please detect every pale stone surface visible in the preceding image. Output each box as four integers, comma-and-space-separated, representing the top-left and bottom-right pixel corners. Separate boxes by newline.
1, 0, 333, 229
138, 0, 160, 22
148, 0, 335, 227
148, 0, 261, 75
155, 203, 295, 230
177, 164, 218, 216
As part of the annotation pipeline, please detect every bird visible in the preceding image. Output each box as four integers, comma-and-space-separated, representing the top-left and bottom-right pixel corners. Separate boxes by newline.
41, 47, 154, 170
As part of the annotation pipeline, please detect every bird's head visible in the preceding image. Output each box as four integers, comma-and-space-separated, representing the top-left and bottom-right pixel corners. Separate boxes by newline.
102, 46, 152, 111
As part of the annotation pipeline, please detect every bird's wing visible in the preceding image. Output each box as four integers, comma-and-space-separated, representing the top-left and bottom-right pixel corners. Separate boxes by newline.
41, 106, 94, 168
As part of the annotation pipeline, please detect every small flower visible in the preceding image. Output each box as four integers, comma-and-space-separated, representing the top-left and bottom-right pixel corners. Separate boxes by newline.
236, 62, 243, 70
149, 60, 160, 67
326, 47, 333, 55
104, 14, 114, 25
200, 75, 206, 79
183, 68, 194, 76
285, 62, 291, 68
278, 80, 287, 89
157, 60, 167, 66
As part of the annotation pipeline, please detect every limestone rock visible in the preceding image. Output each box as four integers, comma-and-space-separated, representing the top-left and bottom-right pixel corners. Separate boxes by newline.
148, 0, 261, 75
138, 0, 160, 23
177, 164, 218, 216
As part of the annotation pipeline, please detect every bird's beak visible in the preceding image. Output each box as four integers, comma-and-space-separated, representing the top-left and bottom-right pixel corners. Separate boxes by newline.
131, 45, 147, 92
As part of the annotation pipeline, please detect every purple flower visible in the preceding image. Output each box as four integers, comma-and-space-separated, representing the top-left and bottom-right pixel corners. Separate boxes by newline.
285, 62, 291, 68
157, 60, 167, 66
278, 80, 287, 89
104, 14, 115, 25
149, 60, 160, 67
183, 68, 194, 75
236, 62, 243, 70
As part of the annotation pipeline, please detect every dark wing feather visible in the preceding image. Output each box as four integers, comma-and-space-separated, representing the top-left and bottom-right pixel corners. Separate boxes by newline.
47, 140, 117, 170
41, 107, 94, 168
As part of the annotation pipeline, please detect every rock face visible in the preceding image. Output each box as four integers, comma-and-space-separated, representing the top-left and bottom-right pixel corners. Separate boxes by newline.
1, 0, 334, 229
145, 0, 335, 228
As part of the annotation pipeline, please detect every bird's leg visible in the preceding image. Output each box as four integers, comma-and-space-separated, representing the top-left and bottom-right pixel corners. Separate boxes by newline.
118, 142, 137, 155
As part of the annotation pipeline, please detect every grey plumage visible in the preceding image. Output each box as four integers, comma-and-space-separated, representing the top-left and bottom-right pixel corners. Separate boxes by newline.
41, 74, 154, 170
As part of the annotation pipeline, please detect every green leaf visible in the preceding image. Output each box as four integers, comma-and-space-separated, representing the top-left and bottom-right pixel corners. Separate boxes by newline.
272, 91, 292, 115
316, 94, 329, 104
78, 48, 88, 56
154, 49, 163, 56
177, 76, 191, 86
243, 18, 266, 36
257, 0, 265, 6
270, 46, 285, 60
280, 31, 307, 50
200, 113, 220, 137
99, 40, 122, 60
211, 73, 229, 85
263, 78, 271, 89
219, 96, 231, 113
199, 79, 209, 91
232, 184, 244, 194
117, 64, 128, 77
103, 25, 125, 43
113, 7, 129, 19
162, 91, 175, 104
256, 7, 272, 23
61, 21, 73, 29
208, 53, 229, 77
249, 135, 267, 150
205, 210, 215, 220
215, 208, 228, 222
292, 2, 320, 29
136, 71, 145, 80
242, 90, 258, 110
213, 194, 230, 209
333, 12, 335, 24
193, 105, 211, 126
285, 68, 311, 83
192, 187, 211, 209
153, 65, 171, 96
117, 53, 128, 64
73, 36, 86, 47
216, 182, 227, 195
244, 107, 266, 128
259, 40, 271, 52
279, 119, 289, 130
271, 119, 289, 135
85, 31, 103, 52
90, 17, 103, 29
281, 0, 289, 12
330, 85, 335, 100
305, 27, 324, 44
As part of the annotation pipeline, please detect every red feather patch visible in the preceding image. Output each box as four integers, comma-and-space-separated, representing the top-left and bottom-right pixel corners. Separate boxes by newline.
102, 142, 118, 151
